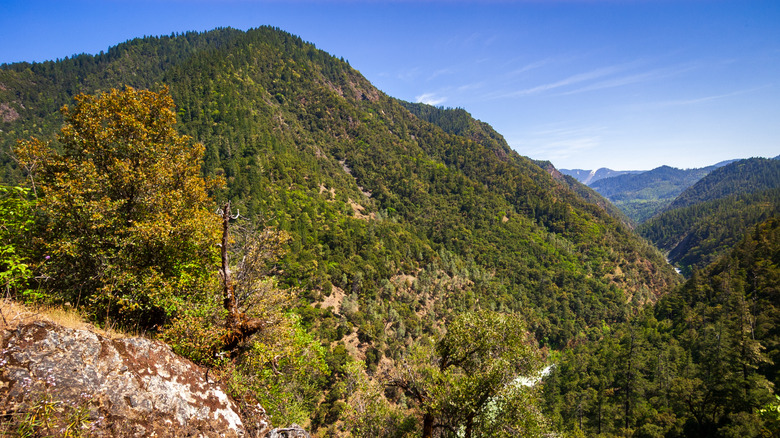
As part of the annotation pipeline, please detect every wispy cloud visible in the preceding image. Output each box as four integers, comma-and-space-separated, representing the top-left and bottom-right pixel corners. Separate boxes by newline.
428, 68, 456, 81
463, 32, 483, 47
492, 59, 697, 99
457, 81, 485, 92
483, 34, 499, 47
559, 64, 696, 95
511, 124, 606, 163
396, 67, 421, 81
416, 92, 447, 106
501, 63, 632, 97
507, 58, 553, 77
640, 85, 770, 109
526, 136, 601, 164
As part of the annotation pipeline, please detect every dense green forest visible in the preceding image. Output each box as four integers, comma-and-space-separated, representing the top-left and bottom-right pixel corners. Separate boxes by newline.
4, 26, 775, 437
666, 158, 780, 210
589, 165, 722, 224
639, 158, 780, 276
0, 26, 678, 346
545, 216, 780, 437
401, 102, 633, 226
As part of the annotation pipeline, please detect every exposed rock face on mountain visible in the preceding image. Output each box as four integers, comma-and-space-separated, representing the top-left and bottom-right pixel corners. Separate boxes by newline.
559, 167, 642, 185
0, 321, 261, 437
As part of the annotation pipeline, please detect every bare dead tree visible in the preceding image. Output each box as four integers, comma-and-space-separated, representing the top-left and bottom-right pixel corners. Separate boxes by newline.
219, 201, 282, 351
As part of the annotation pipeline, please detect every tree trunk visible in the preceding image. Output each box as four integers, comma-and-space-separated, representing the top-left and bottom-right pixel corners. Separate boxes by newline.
221, 201, 238, 328
464, 415, 474, 438
422, 413, 434, 438
218, 201, 265, 352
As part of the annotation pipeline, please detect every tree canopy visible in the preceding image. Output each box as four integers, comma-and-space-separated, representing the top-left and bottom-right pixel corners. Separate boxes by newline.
389, 310, 547, 438
15, 86, 221, 327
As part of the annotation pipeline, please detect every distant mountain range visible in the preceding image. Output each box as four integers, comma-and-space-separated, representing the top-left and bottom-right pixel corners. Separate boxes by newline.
562, 155, 780, 275
561, 160, 739, 223
560, 160, 739, 186
559, 168, 642, 185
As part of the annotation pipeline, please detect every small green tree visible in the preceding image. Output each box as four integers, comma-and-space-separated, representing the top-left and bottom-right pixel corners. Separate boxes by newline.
343, 360, 415, 438
0, 185, 35, 299
15, 86, 221, 328
759, 395, 780, 437
389, 309, 547, 438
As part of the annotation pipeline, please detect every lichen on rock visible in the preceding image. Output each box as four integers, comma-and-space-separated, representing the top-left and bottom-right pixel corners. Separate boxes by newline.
0, 321, 262, 437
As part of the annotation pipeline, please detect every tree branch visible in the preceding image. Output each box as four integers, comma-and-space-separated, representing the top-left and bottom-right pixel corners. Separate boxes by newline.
218, 201, 267, 353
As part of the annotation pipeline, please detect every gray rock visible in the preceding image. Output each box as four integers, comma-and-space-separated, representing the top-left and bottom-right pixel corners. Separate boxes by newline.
266, 424, 312, 438
0, 321, 264, 437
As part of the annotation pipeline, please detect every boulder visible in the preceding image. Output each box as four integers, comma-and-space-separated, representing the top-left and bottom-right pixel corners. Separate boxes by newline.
0, 320, 266, 437
266, 424, 312, 438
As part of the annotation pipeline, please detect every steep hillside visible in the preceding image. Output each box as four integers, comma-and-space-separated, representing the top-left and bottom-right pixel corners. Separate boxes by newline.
546, 216, 780, 437
0, 26, 679, 352
639, 158, 780, 276
401, 103, 632, 226
536, 161, 633, 227
399, 102, 509, 148
589, 164, 720, 223
666, 157, 780, 210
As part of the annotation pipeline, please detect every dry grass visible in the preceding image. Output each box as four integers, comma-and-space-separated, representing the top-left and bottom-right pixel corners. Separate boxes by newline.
0, 298, 129, 339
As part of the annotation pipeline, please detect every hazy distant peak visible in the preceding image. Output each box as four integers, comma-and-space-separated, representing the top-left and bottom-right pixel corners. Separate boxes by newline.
559, 167, 642, 185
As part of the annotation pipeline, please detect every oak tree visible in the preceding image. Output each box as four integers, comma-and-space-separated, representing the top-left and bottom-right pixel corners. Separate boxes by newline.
16, 86, 221, 328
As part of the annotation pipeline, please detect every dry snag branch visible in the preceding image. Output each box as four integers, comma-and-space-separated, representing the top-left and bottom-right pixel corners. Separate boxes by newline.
219, 201, 266, 352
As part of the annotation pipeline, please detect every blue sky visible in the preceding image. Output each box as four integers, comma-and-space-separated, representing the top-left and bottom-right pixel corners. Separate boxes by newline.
2, 0, 778, 171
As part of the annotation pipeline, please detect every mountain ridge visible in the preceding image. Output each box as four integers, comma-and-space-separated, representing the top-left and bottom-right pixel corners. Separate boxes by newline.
638, 157, 780, 276
580, 161, 737, 223
9, 25, 780, 438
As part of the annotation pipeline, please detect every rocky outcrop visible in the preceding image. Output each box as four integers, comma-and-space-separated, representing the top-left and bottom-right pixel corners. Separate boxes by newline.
0, 102, 21, 123
266, 425, 312, 438
0, 321, 265, 437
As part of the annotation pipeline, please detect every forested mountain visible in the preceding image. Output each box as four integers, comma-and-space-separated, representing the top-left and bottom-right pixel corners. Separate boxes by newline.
540, 162, 634, 227
399, 102, 508, 147
0, 26, 678, 344
588, 164, 725, 224
638, 157, 780, 276
666, 157, 780, 210
545, 216, 780, 437
401, 103, 632, 226
1, 26, 683, 434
